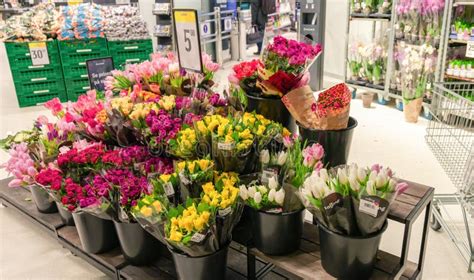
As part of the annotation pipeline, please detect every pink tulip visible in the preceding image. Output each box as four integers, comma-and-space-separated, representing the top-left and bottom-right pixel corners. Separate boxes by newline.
396, 182, 409, 194
8, 179, 23, 188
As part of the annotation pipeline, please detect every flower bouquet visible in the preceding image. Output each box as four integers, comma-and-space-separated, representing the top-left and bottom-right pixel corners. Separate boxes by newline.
175, 158, 215, 201
299, 163, 409, 278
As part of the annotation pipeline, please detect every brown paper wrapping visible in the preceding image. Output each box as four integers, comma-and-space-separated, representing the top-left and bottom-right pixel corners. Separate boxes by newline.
281, 85, 318, 128
404, 97, 423, 123
282, 84, 351, 130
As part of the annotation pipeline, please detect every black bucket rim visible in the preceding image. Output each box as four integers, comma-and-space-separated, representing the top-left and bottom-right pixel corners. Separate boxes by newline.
255, 207, 304, 217
318, 220, 388, 240
169, 241, 230, 259
297, 116, 358, 132
245, 92, 282, 101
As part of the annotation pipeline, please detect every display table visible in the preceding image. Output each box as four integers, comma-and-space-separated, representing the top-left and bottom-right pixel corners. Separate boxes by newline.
0, 178, 433, 279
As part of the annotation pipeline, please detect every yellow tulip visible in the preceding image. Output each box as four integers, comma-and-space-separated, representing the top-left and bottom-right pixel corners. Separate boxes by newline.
177, 161, 186, 172
171, 217, 179, 226
140, 206, 153, 217
193, 217, 206, 231
152, 201, 162, 213
198, 159, 210, 171
188, 161, 196, 173
160, 174, 172, 183
201, 211, 210, 222
169, 230, 183, 242
202, 182, 215, 194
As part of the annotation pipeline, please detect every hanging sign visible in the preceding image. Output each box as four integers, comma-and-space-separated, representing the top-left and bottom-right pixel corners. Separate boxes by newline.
466, 41, 474, 58
28, 42, 49, 66
86, 57, 115, 91
173, 9, 203, 73
224, 17, 232, 32
201, 22, 210, 36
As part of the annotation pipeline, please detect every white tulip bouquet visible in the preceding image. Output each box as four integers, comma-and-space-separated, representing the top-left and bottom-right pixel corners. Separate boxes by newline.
239, 176, 286, 212
300, 163, 408, 236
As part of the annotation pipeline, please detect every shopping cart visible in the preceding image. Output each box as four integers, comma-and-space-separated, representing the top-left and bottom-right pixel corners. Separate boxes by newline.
425, 82, 474, 272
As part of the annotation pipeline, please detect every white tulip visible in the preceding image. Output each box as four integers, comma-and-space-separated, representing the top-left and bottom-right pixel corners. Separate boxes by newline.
268, 188, 276, 202
260, 149, 270, 164
357, 167, 367, 182
276, 151, 288, 166
253, 192, 262, 204
349, 164, 358, 179
311, 183, 323, 199
388, 178, 397, 192
268, 176, 278, 190
376, 174, 387, 187
247, 186, 256, 198
369, 170, 377, 182
319, 168, 329, 182
349, 177, 360, 192
275, 189, 285, 205
239, 185, 248, 200
366, 180, 377, 195
338, 168, 349, 185
258, 185, 268, 194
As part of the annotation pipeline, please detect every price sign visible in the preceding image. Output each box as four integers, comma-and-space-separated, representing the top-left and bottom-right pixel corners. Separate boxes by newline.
67, 0, 83, 5
173, 9, 203, 73
28, 42, 49, 66
466, 41, 474, 58
86, 57, 114, 91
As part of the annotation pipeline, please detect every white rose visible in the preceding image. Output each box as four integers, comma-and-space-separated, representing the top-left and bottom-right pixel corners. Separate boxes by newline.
253, 192, 262, 204
275, 189, 285, 205
260, 149, 270, 164
239, 185, 248, 200
268, 188, 276, 202
268, 176, 278, 190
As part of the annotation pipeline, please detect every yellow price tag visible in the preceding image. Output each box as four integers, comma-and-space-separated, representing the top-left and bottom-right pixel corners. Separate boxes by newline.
67, 0, 83, 5
174, 10, 196, 23
28, 42, 46, 49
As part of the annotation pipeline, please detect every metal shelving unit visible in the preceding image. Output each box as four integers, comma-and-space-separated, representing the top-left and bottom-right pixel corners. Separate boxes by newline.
343, 1, 396, 103
440, 0, 474, 83
153, 0, 174, 52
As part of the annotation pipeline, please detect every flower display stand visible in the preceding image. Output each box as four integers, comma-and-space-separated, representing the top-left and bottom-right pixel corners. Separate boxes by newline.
0, 177, 434, 279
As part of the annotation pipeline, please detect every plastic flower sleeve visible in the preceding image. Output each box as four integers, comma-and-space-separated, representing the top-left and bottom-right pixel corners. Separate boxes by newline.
282, 182, 304, 212
215, 201, 244, 245
132, 193, 170, 244
211, 134, 255, 173
175, 159, 215, 202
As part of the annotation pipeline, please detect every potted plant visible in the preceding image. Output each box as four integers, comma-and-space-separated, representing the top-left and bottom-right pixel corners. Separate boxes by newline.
299, 164, 409, 279
361, 92, 374, 108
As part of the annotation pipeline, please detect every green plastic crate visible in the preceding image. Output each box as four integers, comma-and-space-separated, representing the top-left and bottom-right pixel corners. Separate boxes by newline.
17, 91, 67, 108
66, 88, 89, 102
14, 79, 66, 97
11, 66, 63, 84
65, 77, 91, 92
107, 39, 153, 53
5, 40, 59, 59
8, 55, 62, 72
112, 51, 151, 69
60, 50, 110, 68
62, 64, 89, 80
58, 38, 108, 55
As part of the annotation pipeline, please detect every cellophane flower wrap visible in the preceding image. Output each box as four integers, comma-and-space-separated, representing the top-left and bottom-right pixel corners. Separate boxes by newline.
132, 172, 242, 257
300, 163, 409, 236
175, 158, 215, 201
257, 36, 322, 98
283, 83, 352, 130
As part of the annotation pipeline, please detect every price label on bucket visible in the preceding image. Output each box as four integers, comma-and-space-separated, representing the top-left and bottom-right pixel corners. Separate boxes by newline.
164, 182, 175, 197
359, 198, 379, 217
173, 9, 203, 73
466, 41, 474, 58
190, 232, 206, 243
28, 42, 49, 66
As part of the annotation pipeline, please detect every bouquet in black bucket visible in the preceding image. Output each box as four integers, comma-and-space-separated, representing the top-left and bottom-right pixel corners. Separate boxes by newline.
300, 163, 409, 236
175, 158, 214, 201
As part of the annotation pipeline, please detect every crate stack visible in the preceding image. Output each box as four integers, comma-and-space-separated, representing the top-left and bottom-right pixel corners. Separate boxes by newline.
107, 39, 153, 70
5, 41, 67, 108
58, 38, 109, 101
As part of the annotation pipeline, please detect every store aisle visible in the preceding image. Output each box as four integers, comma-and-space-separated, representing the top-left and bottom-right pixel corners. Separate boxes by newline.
0, 54, 471, 279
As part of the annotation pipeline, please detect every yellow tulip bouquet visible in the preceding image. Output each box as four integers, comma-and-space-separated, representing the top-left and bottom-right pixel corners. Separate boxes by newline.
175, 158, 215, 200
132, 171, 242, 257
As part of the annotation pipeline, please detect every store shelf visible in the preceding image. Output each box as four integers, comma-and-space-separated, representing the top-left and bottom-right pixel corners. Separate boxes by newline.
453, 0, 474, 7
448, 38, 474, 44
346, 80, 386, 94
444, 74, 474, 82
350, 13, 391, 21
152, 10, 169, 15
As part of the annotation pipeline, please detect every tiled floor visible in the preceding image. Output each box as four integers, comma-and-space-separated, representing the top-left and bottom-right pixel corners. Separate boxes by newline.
0, 42, 472, 279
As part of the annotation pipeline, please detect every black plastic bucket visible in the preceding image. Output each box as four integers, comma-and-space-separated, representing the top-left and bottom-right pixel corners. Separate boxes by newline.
319, 221, 388, 279
114, 221, 162, 265
170, 243, 229, 280
298, 117, 358, 168
56, 202, 74, 226
72, 212, 119, 254
250, 208, 304, 255
29, 185, 57, 213
246, 93, 296, 132
232, 205, 253, 246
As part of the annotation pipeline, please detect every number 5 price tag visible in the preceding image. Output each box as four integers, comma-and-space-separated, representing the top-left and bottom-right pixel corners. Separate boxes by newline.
173, 9, 203, 73
28, 42, 49, 66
